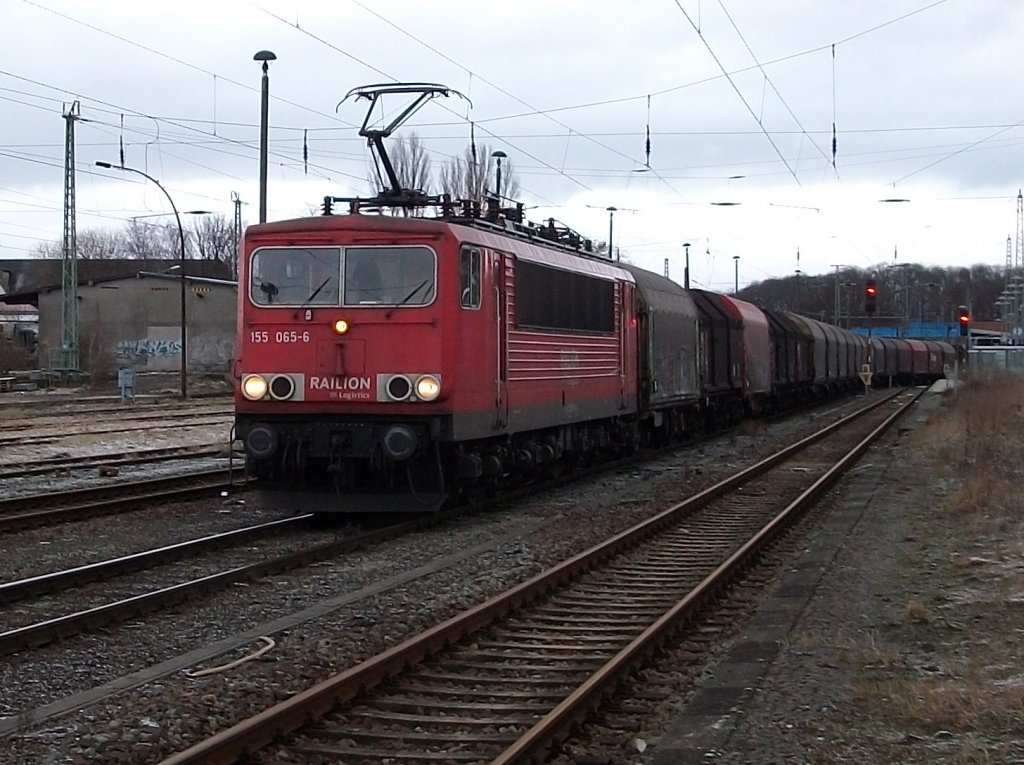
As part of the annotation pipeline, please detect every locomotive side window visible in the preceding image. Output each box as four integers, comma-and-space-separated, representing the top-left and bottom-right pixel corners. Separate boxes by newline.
250, 247, 341, 306
343, 246, 436, 306
516, 260, 614, 333
459, 247, 481, 309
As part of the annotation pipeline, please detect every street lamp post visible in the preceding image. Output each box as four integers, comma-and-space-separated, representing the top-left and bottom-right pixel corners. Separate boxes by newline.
682, 242, 690, 289
254, 50, 277, 224
96, 161, 189, 399
606, 206, 617, 261
491, 150, 507, 201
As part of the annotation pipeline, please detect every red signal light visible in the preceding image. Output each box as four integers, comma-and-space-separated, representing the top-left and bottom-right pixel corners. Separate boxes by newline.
958, 311, 969, 324
865, 279, 877, 315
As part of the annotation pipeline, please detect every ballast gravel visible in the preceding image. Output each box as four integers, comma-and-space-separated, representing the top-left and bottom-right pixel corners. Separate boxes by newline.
0, 397, 868, 764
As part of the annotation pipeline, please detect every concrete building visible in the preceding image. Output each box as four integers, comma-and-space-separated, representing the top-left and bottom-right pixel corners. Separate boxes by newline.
0, 260, 236, 380
36, 272, 236, 377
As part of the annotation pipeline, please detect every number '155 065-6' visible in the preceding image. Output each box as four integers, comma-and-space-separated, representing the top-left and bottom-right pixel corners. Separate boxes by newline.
250, 330, 310, 343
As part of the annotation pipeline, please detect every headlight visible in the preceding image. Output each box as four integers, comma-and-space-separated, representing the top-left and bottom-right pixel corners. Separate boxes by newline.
386, 375, 412, 401
269, 374, 295, 400
415, 374, 441, 401
332, 318, 350, 335
241, 374, 268, 400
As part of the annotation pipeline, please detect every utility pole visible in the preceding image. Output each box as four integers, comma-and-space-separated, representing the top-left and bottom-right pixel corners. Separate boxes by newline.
682, 242, 690, 289
830, 264, 844, 326
231, 191, 243, 280
607, 206, 617, 261
60, 101, 80, 376
1017, 189, 1023, 270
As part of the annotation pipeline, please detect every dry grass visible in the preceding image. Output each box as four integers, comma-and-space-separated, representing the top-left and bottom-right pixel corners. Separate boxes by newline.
850, 667, 1024, 735
900, 598, 932, 624
817, 373, 1024, 763
915, 372, 1024, 530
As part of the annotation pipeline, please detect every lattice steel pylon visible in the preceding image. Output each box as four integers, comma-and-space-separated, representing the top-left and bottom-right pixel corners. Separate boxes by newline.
231, 191, 243, 280
1007, 235, 1013, 284
1016, 189, 1023, 270
59, 101, 80, 375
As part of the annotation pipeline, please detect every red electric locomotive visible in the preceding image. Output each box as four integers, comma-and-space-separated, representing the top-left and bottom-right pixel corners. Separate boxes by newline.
235, 84, 638, 511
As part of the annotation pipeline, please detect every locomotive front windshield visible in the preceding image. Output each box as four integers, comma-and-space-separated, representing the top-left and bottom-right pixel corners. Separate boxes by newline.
249, 245, 435, 307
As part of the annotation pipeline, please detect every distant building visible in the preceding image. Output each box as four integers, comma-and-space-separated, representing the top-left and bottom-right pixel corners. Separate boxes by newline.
0, 299, 37, 348
0, 259, 236, 378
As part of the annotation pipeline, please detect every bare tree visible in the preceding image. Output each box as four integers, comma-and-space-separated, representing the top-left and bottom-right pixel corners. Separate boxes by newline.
368, 134, 521, 208
33, 219, 216, 262
124, 220, 177, 259
190, 214, 237, 272
34, 228, 127, 259
386, 132, 432, 194
438, 142, 520, 204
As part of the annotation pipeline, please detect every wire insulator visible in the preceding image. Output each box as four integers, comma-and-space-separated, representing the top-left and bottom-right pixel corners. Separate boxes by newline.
645, 94, 652, 166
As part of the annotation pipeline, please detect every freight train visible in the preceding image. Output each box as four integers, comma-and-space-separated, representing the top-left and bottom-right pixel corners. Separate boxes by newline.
233, 83, 956, 512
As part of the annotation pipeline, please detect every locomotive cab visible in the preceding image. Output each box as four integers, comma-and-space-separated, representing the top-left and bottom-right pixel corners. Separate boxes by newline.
235, 223, 456, 512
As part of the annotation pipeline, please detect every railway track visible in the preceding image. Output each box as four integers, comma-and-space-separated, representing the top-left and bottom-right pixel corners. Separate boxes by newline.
0, 443, 230, 479
158, 387, 920, 765
0, 411, 234, 447
1, 401, 231, 427
0, 507, 465, 657
0, 468, 244, 533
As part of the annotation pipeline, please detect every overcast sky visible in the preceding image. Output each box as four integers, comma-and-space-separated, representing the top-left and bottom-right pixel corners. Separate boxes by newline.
3, 0, 1023, 291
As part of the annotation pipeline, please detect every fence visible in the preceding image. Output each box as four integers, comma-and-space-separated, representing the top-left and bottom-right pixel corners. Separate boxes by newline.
968, 347, 1024, 374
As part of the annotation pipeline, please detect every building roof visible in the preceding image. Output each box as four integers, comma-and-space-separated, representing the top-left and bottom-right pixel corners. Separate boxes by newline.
0, 258, 233, 305
0, 302, 36, 318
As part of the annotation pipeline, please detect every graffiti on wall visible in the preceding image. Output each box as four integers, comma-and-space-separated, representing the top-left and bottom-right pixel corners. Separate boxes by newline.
115, 339, 182, 359
190, 335, 234, 367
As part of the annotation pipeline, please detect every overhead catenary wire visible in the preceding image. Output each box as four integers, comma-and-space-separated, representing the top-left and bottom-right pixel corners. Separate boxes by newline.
10, 0, 954, 203
890, 115, 1024, 185
400, 0, 951, 127
254, 3, 595, 196
0, 69, 368, 191
671, 0, 802, 186
343, 0, 679, 196
20, 0, 357, 129
716, 0, 839, 181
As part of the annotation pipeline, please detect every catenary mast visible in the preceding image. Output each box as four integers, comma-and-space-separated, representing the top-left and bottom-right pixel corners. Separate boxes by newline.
60, 101, 80, 375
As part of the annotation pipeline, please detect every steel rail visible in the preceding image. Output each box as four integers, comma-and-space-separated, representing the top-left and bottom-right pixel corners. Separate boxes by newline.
0, 444, 227, 479
493, 387, 924, 762
0, 515, 312, 604
0, 506, 460, 657
0, 468, 244, 533
0, 413, 234, 447
0, 404, 233, 433
156, 387, 916, 765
